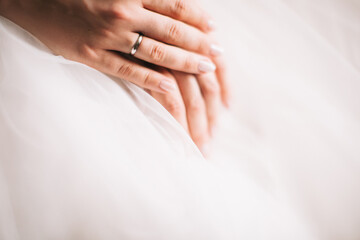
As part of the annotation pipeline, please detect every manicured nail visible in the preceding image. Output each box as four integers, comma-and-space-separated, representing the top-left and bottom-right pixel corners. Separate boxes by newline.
223, 96, 232, 109
210, 44, 224, 56
198, 60, 216, 73
210, 125, 217, 137
208, 20, 216, 30
159, 80, 175, 92
201, 144, 210, 157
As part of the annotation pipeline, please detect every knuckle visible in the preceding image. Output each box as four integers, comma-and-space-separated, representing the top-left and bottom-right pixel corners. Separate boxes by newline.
166, 23, 182, 42
171, 0, 188, 18
107, 3, 131, 20
97, 27, 114, 39
202, 80, 220, 96
164, 97, 184, 115
192, 134, 206, 146
149, 45, 166, 63
78, 44, 98, 60
116, 64, 134, 77
187, 97, 203, 112
183, 55, 195, 70
142, 71, 153, 86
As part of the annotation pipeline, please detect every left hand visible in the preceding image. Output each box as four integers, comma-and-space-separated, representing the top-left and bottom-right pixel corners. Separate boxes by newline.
150, 68, 224, 155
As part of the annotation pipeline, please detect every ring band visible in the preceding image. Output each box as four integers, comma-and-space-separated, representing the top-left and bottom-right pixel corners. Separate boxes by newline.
130, 33, 143, 56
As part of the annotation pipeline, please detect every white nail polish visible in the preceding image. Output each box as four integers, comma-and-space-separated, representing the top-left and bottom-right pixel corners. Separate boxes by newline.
210, 44, 224, 56
208, 20, 216, 30
159, 80, 175, 92
198, 60, 216, 73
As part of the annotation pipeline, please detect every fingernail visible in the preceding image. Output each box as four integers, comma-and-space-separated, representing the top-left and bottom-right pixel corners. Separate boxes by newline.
159, 80, 175, 92
201, 144, 210, 157
198, 60, 216, 73
224, 96, 233, 109
224, 98, 230, 109
210, 125, 217, 137
208, 20, 216, 30
210, 44, 224, 56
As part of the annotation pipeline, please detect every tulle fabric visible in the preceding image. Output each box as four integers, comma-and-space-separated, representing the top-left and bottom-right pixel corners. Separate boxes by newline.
0, 13, 313, 240
0, 0, 359, 239
204, 0, 360, 239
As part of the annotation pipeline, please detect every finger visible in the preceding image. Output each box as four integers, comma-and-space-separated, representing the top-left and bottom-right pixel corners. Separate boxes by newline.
134, 36, 216, 74
213, 55, 231, 108
136, 9, 223, 57
87, 50, 176, 94
197, 72, 221, 136
104, 32, 216, 74
142, 0, 214, 32
172, 71, 209, 152
150, 70, 189, 131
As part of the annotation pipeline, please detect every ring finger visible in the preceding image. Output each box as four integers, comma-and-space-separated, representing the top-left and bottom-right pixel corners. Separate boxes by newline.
107, 32, 217, 74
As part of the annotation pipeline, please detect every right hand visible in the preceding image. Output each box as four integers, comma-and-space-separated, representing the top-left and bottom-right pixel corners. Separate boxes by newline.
150, 69, 222, 155
0, 0, 223, 93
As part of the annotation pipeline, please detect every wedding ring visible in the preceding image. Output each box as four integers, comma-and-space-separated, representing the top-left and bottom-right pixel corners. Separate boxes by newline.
130, 33, 143, 56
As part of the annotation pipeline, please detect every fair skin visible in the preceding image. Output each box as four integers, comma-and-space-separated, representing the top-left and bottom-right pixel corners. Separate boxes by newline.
0, 0, 230, 152
151, 70, 222, 153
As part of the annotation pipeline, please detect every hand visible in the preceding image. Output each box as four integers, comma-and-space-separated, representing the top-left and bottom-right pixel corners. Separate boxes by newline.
148, 28, 230, 153
0, 0, 223, 93
150, 69, 222, 155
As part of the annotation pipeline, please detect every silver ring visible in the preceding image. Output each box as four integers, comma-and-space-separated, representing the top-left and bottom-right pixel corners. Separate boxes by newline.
130, 33, 143, 56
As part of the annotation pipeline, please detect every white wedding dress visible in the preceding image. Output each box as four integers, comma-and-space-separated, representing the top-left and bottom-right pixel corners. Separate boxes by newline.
0, 0, 359, 239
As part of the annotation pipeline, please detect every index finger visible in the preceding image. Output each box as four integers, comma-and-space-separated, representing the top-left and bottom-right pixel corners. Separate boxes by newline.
142, 0, 214, 32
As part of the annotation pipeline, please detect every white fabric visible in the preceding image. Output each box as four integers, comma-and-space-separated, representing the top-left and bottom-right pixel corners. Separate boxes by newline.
0, 0, 359, 239
204, 1, 360, 239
